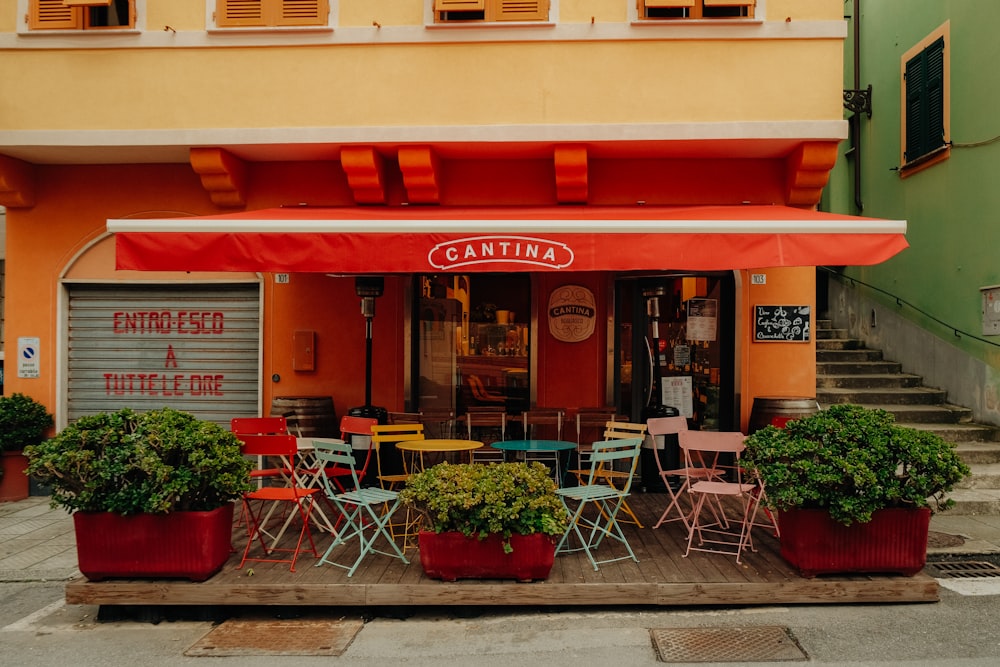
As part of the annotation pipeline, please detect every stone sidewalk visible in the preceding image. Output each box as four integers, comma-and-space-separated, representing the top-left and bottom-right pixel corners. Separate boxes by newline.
2, 495, 999, 583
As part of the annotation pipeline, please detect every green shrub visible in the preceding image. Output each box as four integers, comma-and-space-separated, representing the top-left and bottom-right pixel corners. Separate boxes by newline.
743, 404, 970, 525
0, 392, 54, 453
399, 461, 569, 553
24, 407, 252, 514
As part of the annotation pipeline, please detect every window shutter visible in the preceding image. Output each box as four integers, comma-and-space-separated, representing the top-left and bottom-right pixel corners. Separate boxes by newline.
703, 0, 755, 7
275, 0, 328, 26
493, 0, 548, 21
217, 0, 265, 27
435, 0, 486, 10
62, 0, 113, 6
645, 0, 695, 7
904, 36, 945, 163
30, 0, 82, 30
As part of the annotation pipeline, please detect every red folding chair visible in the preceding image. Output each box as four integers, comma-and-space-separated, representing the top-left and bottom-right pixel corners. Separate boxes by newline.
237, 433, 319, 572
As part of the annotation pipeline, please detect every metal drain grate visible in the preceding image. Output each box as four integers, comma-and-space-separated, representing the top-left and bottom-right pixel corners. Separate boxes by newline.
926, 560, 1000, 579
650, 626, 807, 663
185, 619, 363, 657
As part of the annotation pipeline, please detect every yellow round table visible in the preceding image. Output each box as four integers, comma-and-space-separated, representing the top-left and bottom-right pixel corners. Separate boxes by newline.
396, 439, 484, 471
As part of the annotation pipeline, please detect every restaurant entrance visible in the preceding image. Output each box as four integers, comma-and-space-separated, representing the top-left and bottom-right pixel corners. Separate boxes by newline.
615, 273, 736, 432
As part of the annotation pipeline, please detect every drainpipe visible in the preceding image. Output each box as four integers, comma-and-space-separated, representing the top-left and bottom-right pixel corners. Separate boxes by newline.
844, 0, 872, 213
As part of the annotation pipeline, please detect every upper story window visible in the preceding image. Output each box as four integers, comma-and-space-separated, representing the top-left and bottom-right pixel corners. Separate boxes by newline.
639, 0, 755, 20
434, 0, 549, 23
215, 0, 330, 28
29, 0, 135, 30
901, 25, 950, 171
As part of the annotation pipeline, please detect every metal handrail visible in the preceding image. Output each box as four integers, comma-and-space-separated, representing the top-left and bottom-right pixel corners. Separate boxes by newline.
821, 266, 1000, 349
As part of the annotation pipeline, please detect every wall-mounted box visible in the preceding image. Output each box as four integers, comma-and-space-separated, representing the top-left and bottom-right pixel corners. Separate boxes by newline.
293, 330, 316, 371
981, 286, 1000, 336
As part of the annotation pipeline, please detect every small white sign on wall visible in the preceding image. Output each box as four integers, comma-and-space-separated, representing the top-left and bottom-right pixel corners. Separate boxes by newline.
17, 336, 40, 379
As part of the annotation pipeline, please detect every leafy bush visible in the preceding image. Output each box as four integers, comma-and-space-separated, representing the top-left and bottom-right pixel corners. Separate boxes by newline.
399, 461, 569, 553
24, 407, 252, 514
743, 404, 970, 525
0, 392, 54, 453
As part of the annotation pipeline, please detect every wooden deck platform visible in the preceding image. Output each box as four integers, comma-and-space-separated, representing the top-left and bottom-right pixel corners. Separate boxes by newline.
65, 494, 939, 608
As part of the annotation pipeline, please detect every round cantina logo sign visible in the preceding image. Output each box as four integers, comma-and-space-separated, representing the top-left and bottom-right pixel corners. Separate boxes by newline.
428, 235, 575, 270
548, 284, 596, 343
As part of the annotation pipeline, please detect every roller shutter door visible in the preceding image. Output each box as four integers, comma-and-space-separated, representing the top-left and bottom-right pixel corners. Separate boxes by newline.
67, 284, 260, 425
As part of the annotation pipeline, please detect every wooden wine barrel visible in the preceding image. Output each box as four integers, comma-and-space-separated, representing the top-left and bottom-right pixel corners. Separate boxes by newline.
748, 396, 820, 434
270, 396, 338, 438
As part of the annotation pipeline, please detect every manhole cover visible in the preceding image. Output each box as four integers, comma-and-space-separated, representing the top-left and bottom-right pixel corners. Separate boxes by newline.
926, 560, 1000, 579
927, 530, 966, 548
185, 619, 363, 657
650, 626, 807, 663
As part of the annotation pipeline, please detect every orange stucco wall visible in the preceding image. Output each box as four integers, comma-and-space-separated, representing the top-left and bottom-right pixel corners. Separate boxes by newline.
4, 155, 817, 431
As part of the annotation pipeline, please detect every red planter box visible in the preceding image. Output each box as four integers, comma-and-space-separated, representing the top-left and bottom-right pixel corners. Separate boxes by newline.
778, 507, 931, 578
74, 503, 234, 581
418, 531, 556, 582
0, 451, 30, 502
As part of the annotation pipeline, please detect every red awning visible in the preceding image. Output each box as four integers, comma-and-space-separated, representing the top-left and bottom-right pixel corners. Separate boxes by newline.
109, 205, 907, 273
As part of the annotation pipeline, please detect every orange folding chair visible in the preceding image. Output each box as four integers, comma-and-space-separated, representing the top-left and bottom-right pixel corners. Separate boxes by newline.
237, 433, 320, 572
231, 416, 291, 487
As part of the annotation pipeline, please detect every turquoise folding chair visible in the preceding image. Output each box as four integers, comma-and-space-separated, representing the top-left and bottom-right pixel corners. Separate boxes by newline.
313, 440, 409, 576
555, 437, 644, 571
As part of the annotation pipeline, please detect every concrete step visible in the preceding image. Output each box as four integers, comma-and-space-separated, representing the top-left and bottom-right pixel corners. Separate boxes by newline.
816, 360, 903, 375
817, 386, 948, 405
940, 488, 1000, 515
816, 339, 870, 352
820, 403, 973, 425
816, 327, 848, 340
954, 442, 1000, 464
957, 463, 1000, 489
817, 373, 924, 389
904, 423, 1000, 444
816, 348, 884, 362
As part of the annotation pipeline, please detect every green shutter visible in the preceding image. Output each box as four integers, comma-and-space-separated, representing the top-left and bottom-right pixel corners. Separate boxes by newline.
904, 36, 945, 163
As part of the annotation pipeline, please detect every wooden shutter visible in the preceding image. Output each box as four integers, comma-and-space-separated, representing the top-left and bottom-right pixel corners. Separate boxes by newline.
216, 0, 265, 27
63, 0, 112, 6
435, 0, 486, 10
703, 0, 755, 6
275, 0, 328, 26
30, 0, 82, 30
645, 0, 694, 8
217, 0, 327, 28
904, 36, 945, 162
493, 0, 548, 21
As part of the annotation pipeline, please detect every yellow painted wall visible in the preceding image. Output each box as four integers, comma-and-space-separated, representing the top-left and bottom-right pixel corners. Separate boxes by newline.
340, 0, 423, 27
147, 0, 206, 31
560, 0, 628, 23
1, 40, 843, 130
768, 0, 842, 22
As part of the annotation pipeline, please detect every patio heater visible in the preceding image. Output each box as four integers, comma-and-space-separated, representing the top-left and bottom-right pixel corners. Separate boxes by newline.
640, 287, 680, 492
347, 277, 392, 481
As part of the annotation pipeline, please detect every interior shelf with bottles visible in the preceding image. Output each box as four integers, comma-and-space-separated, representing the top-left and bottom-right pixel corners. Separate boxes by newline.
466, 323, 528, 358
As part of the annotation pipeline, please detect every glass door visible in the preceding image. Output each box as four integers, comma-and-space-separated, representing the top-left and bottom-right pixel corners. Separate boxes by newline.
615, 274, 736, 432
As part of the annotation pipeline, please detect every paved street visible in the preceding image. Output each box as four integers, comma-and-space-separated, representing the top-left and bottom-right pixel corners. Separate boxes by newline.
3, 496, 1000, 665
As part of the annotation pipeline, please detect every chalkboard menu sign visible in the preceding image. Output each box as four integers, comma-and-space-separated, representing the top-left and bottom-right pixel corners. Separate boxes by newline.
754, 305, 810, 342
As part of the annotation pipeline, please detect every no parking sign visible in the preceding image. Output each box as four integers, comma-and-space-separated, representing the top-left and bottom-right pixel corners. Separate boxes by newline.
17, 337, 40, 379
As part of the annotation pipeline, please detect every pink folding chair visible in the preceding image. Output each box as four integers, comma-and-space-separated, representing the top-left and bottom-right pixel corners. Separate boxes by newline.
680, 430, 762, 564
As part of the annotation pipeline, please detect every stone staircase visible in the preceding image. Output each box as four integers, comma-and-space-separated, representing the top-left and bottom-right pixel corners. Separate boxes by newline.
816, 319, 1000, 515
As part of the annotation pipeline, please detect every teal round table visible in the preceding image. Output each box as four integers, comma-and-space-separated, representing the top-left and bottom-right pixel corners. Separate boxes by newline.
490, 439, 576, 485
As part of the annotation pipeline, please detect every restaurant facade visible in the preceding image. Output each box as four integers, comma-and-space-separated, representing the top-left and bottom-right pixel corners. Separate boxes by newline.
0, 0, 906, 437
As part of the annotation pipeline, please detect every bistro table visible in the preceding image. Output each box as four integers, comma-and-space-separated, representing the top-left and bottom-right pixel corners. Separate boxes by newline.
396, 438, 484, 472
490, 439, 577, 486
